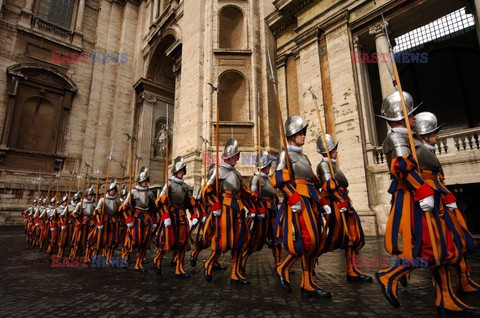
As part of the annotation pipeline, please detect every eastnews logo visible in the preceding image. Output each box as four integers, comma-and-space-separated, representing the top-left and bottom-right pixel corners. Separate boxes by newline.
353, 256, 429, 268
51, 256, 128, 268
201, 152, 278, 166
51, 51, 128, 64
351, 51, 428, 64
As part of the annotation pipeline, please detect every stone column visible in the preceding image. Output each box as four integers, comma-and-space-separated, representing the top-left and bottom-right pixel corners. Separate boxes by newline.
19, 0, 35, 28
474, 0, 480, 46
369, 21, 395, 98
153, 0, 159, 19
353, 36, 377, 148
75, 0, 86, 33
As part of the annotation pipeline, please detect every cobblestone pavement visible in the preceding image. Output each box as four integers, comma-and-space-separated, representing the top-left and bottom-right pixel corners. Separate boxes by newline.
0, 226, 478, 317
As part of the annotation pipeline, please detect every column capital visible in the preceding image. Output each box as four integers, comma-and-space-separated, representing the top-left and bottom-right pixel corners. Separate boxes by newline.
369, 20, 389, 37
353, 36, 362, 49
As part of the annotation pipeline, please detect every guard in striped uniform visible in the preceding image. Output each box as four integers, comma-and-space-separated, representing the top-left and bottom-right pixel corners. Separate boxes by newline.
121, 167, 157, 272
415, 112, 479, 296
87, 182, 122, 265
240, 151, 281, 274
69, 187, 96, 261
201, 139, 257, 284
154, 156, 196, 278
374, 92, 479, 317
316, 134, 371, 282
272, 115, 330, 298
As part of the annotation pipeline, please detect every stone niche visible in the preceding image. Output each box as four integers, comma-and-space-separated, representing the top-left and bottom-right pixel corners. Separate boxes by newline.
0, 64, 78, 172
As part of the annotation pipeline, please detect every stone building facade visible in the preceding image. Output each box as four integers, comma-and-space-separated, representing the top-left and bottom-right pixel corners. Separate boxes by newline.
0, 0, 479, 236
267, 0, 480, 235
0, 0, 279, 224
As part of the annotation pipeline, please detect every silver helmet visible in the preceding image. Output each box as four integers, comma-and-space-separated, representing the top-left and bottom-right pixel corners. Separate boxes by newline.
376, 91, 420, 121
171, 156, 186, 174
285, 115, 308, 137
258, 150, 272, 169
137, 166, 149, 183
84, 186, 95, 196
107, 181, 118, 192
50, 197, 56, 205
316, 134, 339, 154
33, 199, 38, 205
415, 112, 445, 136
120, 187, 128, 197
60, 195, 68, 204
41, 198, 47, 205
221, 139, 240, 159
73, 192, 81, 201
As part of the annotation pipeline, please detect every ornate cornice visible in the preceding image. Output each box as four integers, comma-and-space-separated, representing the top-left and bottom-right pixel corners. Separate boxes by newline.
267, 0, 315, 36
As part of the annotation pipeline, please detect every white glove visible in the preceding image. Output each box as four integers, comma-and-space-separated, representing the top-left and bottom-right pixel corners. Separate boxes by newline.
61, 225, 66, 231
201, 216, 206, 223
97, 225, 104, 230
40, 226, 45, 230
164, 218, 171, 227
152, 223, 157, 229
213, 209, 221, 217
339, 207, 348, 213
126, 221, 134, 228
50, 227, 55, 232
419, 195, 435, 212
192, 218, 199, 226
250, 213, 256, 218
446, 202, 458, 210
291, 201, 302, 213
257, 213, 266, 220
322, 205, 332, 215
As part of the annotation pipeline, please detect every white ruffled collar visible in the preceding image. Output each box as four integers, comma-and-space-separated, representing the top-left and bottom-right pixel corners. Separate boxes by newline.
170, 176, 184, 184
220, 163, 234, 170
389, 127, 408, 135
287, 145, 302, 153
321, 157, 336, 164
424, 143, 436, 152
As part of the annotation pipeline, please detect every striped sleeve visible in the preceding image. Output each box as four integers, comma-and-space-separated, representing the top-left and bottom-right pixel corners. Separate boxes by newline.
271, 168, 299, 205
391, 154, 434, 201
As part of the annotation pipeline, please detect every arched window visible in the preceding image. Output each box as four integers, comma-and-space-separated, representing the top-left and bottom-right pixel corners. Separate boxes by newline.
16, 96, 56, 153
219, 6, 245, 49
1, 64, 77, 171
218, 71, 247, 122
36, 0, 76, 30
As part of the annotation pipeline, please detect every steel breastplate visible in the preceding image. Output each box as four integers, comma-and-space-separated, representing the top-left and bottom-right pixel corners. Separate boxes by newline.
289, 151, 315, 181
103, 197, 120, 216
417, 144, 442, 173
132, 188, 152, 210
82, 201, 95, 216
169, 182, 189, 207
219, 167, 242, 193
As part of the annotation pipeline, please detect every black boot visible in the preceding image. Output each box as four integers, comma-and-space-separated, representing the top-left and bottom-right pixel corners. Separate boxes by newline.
375, 272, 400, 308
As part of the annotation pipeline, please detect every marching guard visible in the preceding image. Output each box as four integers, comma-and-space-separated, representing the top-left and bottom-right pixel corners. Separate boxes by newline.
154, 156, 196, 278
57, 194, 75, 258
316, 134, 372, 282
121, 167, 157, 272
374, 91, 479, 316
240, 151, 282, 273
414, 112, 479, 295
201, 139, 257, 284
88, 182, 122, 265
69, 187, 96, 261
272, 115, 330, 298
